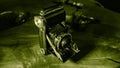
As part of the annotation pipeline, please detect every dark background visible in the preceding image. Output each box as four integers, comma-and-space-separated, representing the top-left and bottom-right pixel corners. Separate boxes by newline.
96, 0, 120, 13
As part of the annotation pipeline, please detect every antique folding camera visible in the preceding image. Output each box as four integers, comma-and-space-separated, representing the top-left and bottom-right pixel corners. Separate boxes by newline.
34, 4, 80, 62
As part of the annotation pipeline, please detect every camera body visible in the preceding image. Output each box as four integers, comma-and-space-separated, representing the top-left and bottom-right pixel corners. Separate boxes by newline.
34, 4, 80, 62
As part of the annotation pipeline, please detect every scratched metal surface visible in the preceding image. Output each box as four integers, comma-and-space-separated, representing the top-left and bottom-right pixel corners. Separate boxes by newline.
0, 0, 120, 68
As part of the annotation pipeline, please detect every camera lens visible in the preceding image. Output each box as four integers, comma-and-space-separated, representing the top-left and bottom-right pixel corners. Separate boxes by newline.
59, 35, 71, 49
